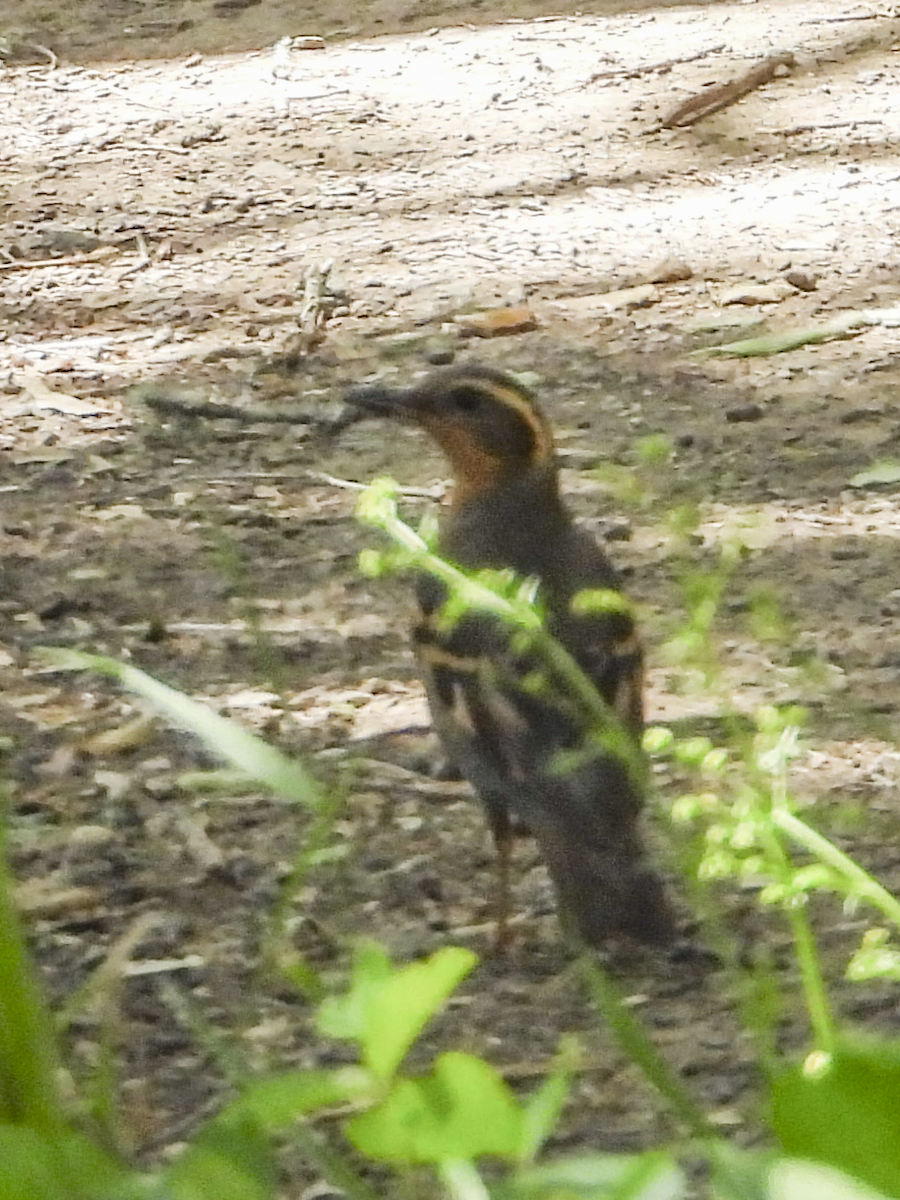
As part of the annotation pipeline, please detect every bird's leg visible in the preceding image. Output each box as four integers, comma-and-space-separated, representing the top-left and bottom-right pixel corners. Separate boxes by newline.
493, 828, 514, 952
485, 798, 515, 952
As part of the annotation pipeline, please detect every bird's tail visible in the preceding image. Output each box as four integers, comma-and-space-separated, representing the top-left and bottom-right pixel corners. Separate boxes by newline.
523, 775, 676, 947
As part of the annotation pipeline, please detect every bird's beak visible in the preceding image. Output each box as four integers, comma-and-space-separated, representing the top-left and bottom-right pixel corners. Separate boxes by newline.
344, 382, 417, 419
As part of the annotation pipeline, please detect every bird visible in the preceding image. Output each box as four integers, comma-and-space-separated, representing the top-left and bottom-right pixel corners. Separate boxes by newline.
345, 363, 676, 949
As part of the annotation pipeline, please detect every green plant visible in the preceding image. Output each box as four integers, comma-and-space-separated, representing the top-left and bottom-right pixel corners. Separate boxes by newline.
355, 476, 900, 1198
9, 464, 900, 1197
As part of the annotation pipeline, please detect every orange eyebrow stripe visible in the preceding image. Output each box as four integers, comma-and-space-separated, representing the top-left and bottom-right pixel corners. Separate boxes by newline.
458, 377, 555, 462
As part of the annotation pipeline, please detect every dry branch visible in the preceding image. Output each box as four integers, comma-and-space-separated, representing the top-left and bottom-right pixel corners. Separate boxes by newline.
657, 51, 796, 130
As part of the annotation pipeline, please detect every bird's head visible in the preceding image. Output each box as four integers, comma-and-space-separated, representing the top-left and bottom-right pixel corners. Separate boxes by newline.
345, 365, 556, 503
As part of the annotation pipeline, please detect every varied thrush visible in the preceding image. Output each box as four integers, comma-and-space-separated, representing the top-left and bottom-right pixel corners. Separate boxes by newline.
347, 364, 675, 948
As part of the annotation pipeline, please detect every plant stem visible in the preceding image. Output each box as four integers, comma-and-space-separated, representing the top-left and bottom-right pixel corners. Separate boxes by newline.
763, 747, 834, 1054
439, 1159, 491, 1200
775, 810, 900, 930
0, 800, 64, 1132
580, 958, 712, 1141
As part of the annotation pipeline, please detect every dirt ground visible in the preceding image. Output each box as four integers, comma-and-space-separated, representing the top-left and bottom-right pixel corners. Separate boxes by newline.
3, 0, 900, 1188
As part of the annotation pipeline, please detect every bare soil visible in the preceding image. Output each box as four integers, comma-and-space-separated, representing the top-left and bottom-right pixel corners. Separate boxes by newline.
3, 0, 900, 1189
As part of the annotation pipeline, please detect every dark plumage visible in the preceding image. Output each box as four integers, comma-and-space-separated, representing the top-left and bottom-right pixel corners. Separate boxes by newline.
346, 364, 675, 948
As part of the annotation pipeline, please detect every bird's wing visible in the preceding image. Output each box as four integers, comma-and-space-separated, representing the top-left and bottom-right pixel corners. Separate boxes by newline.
414, 600, 671, 944
413, 574, 674, 947
413, 577, 641, 817
551, 603, 646, 739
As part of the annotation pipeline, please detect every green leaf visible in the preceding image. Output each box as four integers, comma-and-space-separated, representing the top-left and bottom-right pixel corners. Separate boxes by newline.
500, 1151, 684, 1199
770, 1035, 900, 1198
0, 821, 62, 1135
215, 1067, 372, 1130
0, 1125, 127, 1200
707, 1143, 777, 1200
849, 461, 900, 488
570, 589, 632, 617
846, 929, 900, 983
347, 1052, 523, 1164
317, 943, 476, 1081
518, 1037, 578, 1164
768, 1160, 894, 1200
0, 1126, 69, 1200
164, 1117, 277, 1200
34, 650, 322, 807
316, 942, 393, 1042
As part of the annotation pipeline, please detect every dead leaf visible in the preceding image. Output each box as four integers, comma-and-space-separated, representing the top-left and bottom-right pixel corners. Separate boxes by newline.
79, 716, 156, 756
455, 305, 539, 337
19, 368, 103, 416
15, 879, 103, 916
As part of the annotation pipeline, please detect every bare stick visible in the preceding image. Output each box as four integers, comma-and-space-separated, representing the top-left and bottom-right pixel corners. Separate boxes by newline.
656, 51, 796, 130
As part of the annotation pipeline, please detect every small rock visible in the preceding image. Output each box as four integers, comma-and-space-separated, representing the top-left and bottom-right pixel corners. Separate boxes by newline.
291, 35, 326, 50
597, 284, 659, 311
839, 406, 882, 424
70, 823, 118, 847
212, 0, 260, 11
784, 269, 819, 292
17, 227, 103, 257
602, 518, 632, 542
719, 282, 792, 305
725, 403, 764, 422
648, 258, 693, 284
425, 348, 455, 365
181, 123, 222, 148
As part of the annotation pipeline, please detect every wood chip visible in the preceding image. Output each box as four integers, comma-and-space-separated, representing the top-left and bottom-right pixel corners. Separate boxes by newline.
454, 305, 539, 337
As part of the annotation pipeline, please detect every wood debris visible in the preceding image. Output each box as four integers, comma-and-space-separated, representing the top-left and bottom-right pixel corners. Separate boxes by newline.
658, 51, 796, 129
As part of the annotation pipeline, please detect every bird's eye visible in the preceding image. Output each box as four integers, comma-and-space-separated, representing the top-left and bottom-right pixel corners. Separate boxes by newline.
448, 387, 484, 413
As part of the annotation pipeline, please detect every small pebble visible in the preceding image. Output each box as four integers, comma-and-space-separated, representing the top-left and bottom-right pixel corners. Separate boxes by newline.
784, 268, 819, 292
725, 403, 764, 422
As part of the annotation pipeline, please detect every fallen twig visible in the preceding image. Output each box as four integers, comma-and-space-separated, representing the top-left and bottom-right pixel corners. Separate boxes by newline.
772, 118, 883, 135
139, 390, 328, 425
0, 40, 57, 68
586, 43, 725, 84
800, 9, 896, 22
0, 247, 118, 271
136, 386, 366, 438
116, 230, 152, 278
655, 51, 796, 130
305, 470, 443, 499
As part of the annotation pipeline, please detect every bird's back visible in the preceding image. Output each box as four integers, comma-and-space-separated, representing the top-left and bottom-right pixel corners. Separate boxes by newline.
416, 481, 674, 946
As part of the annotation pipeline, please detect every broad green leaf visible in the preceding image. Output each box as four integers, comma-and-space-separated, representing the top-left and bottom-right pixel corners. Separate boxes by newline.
347, 1052, 523, 1163
214, 1067, 371, 1130
317, 943, 476, 1081
36, 650, 322, 806
707, 1147, 892, 1200
770, 1036, 900, 1198
0, 1125, 127, 1200
0, 1126, 69, 1200
707, 1143, 777, 1200
769, 1160, 894, 1200
164, 1117, 276, 1200
316, 942, 393, 1042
